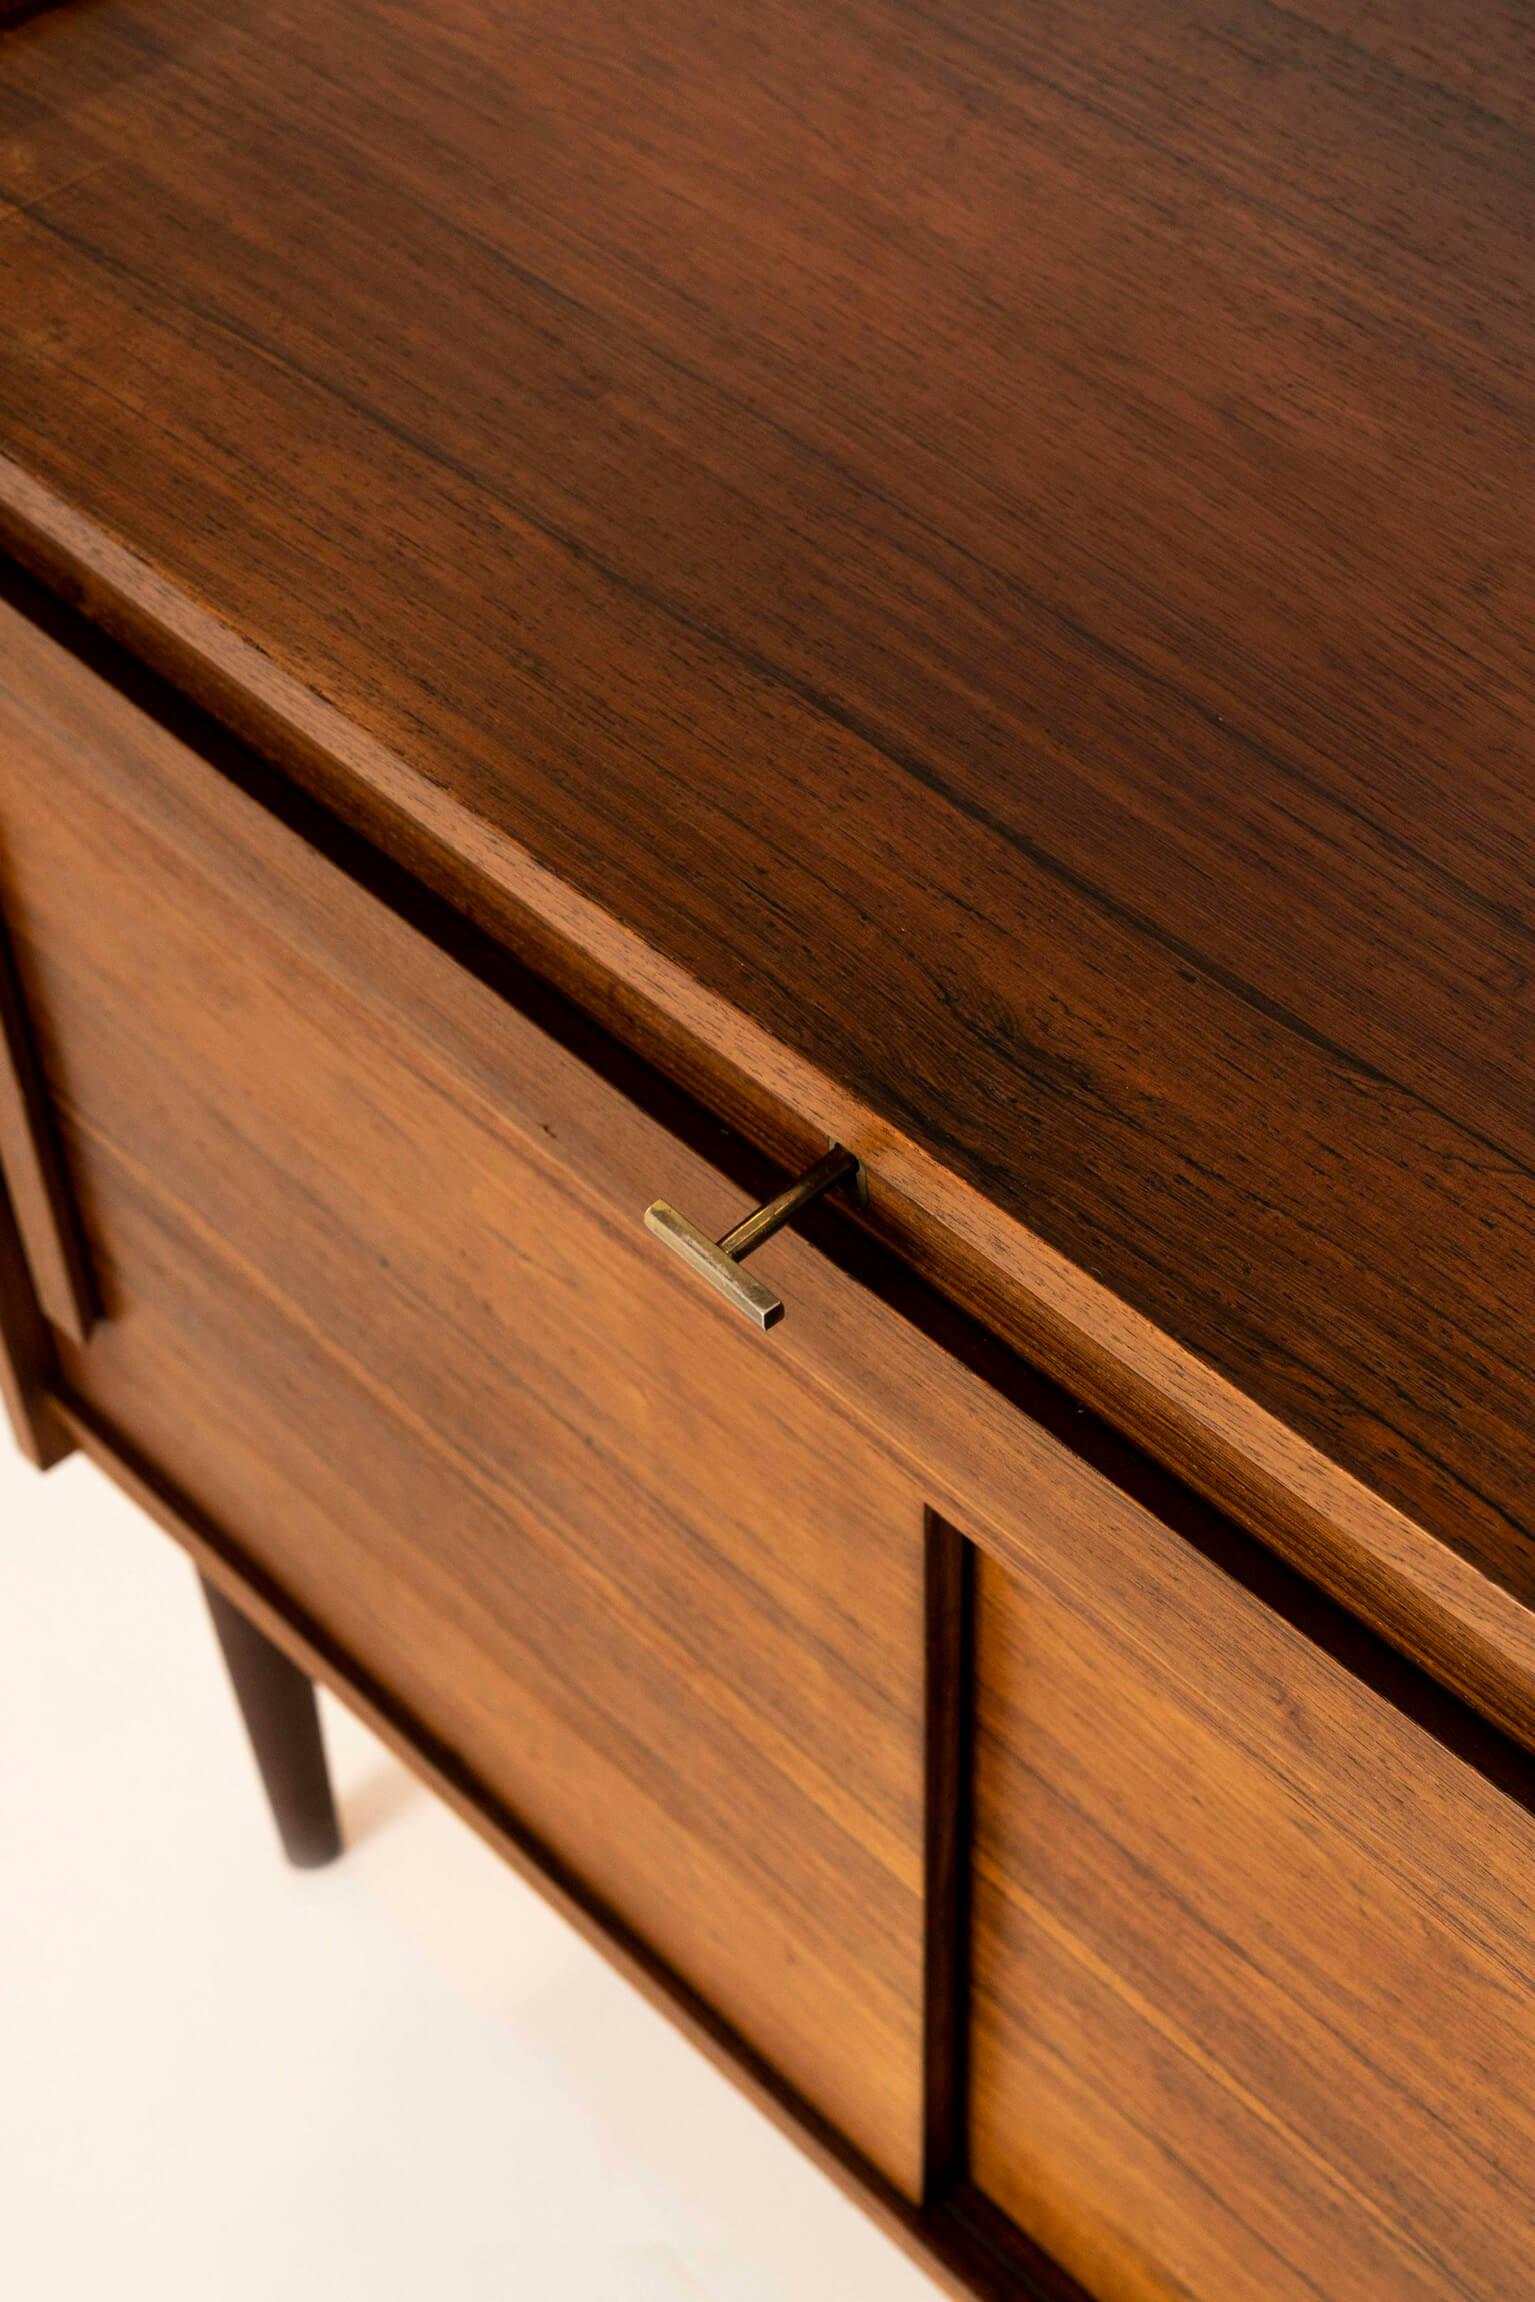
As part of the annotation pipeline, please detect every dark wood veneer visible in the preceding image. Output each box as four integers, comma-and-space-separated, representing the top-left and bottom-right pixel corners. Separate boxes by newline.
0, 588, 942, 2194
2, 9, 1531, 2294
0, 0, 1530, 1744
971, 1535, 1535, 2301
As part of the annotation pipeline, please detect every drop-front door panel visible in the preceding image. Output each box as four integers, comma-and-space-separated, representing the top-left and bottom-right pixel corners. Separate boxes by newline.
0, 596, 932, 2199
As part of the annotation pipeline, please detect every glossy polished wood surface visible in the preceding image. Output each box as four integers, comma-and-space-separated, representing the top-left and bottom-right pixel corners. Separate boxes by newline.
972, 1535, 1535, 2302
2, 0, 1530, 1722
0, 596, 936, 2198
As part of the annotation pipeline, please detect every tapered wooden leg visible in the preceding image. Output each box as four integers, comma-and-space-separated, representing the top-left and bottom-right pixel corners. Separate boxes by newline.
201, 1578, 342, 1868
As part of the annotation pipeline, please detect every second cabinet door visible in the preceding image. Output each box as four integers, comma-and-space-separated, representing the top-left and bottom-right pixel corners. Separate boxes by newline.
972, 1537, 1535, 2301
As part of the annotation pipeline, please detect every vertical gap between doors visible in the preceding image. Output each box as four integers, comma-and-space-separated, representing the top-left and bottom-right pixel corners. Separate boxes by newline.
923, 1508, 975, 2203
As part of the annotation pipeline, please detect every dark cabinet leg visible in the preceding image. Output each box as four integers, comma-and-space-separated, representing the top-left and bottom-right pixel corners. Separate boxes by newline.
201, 1577, 343, 1869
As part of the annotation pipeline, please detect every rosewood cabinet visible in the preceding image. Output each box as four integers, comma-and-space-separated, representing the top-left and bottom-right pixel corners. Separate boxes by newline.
2, 0, 1531, 2295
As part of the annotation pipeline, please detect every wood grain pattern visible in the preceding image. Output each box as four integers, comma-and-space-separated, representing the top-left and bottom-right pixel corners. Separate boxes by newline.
0, 0, 1532, 1743
971, 1536, 1535, 2302
0, 594, 936, 2198
17, 582, 1535, 2296
20, 591, 1517, 1789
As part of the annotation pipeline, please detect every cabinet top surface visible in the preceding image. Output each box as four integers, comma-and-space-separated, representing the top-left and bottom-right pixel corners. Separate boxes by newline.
2, 0, 1533, 1639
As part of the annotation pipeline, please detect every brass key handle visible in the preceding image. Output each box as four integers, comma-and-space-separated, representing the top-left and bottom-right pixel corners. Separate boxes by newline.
644, 1146, 863, 1330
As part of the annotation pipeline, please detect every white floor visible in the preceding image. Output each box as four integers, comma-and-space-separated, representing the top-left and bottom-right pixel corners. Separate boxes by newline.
0, 1440, 941, 2302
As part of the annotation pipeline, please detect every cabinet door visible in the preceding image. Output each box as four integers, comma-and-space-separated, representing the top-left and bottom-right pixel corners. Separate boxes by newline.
0, 594, 933, 2198
972, 1537, 1535, 2301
